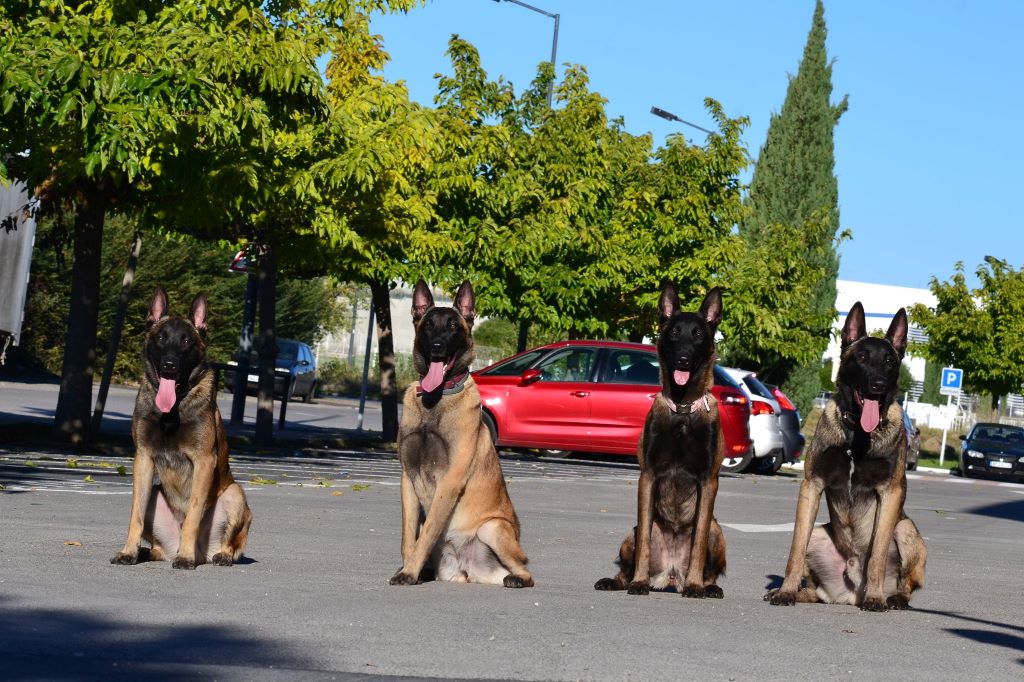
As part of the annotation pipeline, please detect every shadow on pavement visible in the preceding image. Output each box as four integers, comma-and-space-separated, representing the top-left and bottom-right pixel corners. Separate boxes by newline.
0, 597, 310, 680
912, 607, 1024, 666
964, 499, 1024, 523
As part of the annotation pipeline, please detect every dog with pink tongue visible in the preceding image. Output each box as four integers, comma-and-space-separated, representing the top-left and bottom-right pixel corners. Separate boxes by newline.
766, 302, 926, 611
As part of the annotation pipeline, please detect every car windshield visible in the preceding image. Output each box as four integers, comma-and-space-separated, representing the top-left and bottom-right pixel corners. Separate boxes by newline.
603, 349, 659, 385
478, 349, 547, 376
970, 425, 1024, 444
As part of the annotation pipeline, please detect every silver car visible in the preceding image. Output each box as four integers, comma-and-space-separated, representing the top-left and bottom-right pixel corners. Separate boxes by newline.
720, 367, 786, 474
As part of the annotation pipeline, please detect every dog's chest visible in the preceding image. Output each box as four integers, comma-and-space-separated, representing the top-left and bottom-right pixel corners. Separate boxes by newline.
645, 417, 711, 526
399, 422, 451, 503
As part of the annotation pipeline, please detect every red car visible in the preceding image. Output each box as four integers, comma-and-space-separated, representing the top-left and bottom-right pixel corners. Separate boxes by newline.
472, 341, 753, 471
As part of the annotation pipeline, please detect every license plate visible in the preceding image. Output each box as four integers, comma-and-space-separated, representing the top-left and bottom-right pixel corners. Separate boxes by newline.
247, 374, 259, 383
990, 460, 1013, 469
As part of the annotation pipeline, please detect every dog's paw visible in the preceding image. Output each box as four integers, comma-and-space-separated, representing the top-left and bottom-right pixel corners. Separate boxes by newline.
886, 595, 912, 610
626, 580, 650, 596
860, 597, 888, 612
503, 574, 533, 588
110, 552, 138, 566
766, 589, 796, 606
680, 584, 707, 599
594, 578, 623, 591
389, 570, 421, 586
172, 557, 197, 570
210, 552, 233, 567
703, 585, 724, 599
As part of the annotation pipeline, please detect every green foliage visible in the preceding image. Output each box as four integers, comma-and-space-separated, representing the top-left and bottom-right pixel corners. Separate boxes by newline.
919, 360, 943, 406
730, 0, 848, 416
819, 359, 835, 392
909, 259, 1024, 401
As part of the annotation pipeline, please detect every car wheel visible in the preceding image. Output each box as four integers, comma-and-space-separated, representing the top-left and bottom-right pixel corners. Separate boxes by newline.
481, 412, 498, 445
906, 461, 917, 471
303, 381, 317, 403
720, 450, 753, 474
765, 453, 785, 474
540, 449, 573, 459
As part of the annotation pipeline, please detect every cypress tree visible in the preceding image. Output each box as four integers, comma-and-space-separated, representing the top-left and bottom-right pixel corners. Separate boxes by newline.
740, 0, 848, 415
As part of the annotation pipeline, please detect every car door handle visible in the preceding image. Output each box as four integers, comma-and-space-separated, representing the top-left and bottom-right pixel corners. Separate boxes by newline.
570, 391, 590, 398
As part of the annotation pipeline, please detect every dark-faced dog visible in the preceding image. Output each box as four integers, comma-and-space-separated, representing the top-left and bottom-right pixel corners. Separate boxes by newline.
111, 288, 252, 569
595, 284, 727, 598
766, 302, 926, 610
390, 279, 533, 588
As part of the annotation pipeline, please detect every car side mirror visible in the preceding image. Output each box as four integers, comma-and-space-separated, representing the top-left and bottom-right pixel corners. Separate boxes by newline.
958, 434, 966, 441
519, 368, 542, 386
300, 360, 309, 366
914, 428, 921, 436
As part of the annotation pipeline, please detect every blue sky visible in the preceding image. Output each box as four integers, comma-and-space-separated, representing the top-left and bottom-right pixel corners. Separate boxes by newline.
370, 0, 1022, 291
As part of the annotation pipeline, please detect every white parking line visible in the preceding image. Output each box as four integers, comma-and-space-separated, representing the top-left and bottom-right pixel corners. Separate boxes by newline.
720, 522, 794, 533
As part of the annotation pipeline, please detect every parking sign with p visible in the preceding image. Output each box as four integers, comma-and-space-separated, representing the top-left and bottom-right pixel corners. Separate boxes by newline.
940, 367, 963, 396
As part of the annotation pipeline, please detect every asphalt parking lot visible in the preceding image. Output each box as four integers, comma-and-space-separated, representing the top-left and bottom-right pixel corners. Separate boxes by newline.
2, 440, 1023, 681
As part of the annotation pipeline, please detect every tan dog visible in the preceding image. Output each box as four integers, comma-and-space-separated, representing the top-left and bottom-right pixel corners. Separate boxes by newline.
111, 288, 252, 569
766, 303, 926, 610
389, 279, 533, 588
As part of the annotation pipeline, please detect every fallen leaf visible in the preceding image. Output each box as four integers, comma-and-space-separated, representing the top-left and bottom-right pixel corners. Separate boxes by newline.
318, 480, 331, 487
249, 476, 278, 485
66, 457, 79, 468
116, 465, 127, 476
351, 484, 371, 491
332, 490, 344, 497
83, 475, 95, 483
24, 459, 37, 468
599, 508, 608, 513
96, 461, 115, 469
64, 541, 82, 547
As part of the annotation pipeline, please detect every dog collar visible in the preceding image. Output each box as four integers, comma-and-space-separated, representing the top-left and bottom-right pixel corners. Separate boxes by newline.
416, 371, 469, 397
665, 392, 711, 414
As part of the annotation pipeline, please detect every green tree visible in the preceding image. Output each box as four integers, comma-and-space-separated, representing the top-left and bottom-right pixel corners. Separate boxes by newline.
1, 0, 416, 443
735, 0, 849, 415
909, 260, 1024, 409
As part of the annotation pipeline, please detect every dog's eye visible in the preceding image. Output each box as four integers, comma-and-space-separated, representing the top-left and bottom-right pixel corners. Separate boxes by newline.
856, 352, 867, 361
182, 336, 191, 347
447, 320, 457, 331
669, 328, 680, 338
694, 330, 704, 340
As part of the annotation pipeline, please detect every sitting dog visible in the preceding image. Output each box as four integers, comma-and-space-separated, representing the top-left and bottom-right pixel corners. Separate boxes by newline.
111, 288, 252, 569
389, 279, 533, 588
595, 284, 727, 597
766, 302, 926, 610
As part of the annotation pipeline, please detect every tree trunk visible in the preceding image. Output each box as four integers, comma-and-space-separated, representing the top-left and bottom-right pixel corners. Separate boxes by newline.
53, 186, 108, 445
255, 245, 277, 446
370, 279, 398, 442
90, 231, 142, 441
517, 319, 530, 353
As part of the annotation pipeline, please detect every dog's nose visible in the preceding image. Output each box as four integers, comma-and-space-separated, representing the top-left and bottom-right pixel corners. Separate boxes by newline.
676, 355, 691, 368
161, 360, 178, 374
870, 379, 887, 394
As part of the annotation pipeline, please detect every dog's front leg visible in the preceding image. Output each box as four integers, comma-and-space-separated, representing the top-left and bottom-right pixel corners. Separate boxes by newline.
682, 476, 719, 598
627, 470, 655, 595
861, 480, 906, 611
111, 451, 156, 565
769, 476, 824, 605
390, 471, 423, 584
173, 454, 215, 570
390, 442, 472, 586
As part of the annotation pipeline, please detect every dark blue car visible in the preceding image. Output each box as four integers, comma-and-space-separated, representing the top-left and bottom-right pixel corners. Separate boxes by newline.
959, 422, 1024, 482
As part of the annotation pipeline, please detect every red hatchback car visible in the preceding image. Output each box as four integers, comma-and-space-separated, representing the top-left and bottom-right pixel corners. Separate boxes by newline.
472, 341, 753, 470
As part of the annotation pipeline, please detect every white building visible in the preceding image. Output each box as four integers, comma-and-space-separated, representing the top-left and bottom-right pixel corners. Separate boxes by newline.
827, 279, 937, 384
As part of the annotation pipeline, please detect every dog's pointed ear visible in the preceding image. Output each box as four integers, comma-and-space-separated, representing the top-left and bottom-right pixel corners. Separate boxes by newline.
658, 281, 679, 327
699, 287, 723, 331
841, 302, 866, 350
887, 308, 908, 359
189, 293, 208, 335
412, 279, 434, 323
454, 280, 476, 327
148, 287, 168, 328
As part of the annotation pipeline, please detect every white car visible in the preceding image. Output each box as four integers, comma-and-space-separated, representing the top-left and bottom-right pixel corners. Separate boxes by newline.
719, 367, 786, 474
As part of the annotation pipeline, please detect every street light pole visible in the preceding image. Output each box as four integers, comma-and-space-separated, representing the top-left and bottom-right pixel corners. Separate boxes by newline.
650, 106, 715, 136
492, 0, 560, 107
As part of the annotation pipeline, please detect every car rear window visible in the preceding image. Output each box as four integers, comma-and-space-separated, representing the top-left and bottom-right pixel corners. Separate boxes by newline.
742, 374, 776, 400
713, 365, 744, 391
478, 349, 547, 376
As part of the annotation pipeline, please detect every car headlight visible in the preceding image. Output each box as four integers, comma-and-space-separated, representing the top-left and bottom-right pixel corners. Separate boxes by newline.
966, 450, 985, 459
